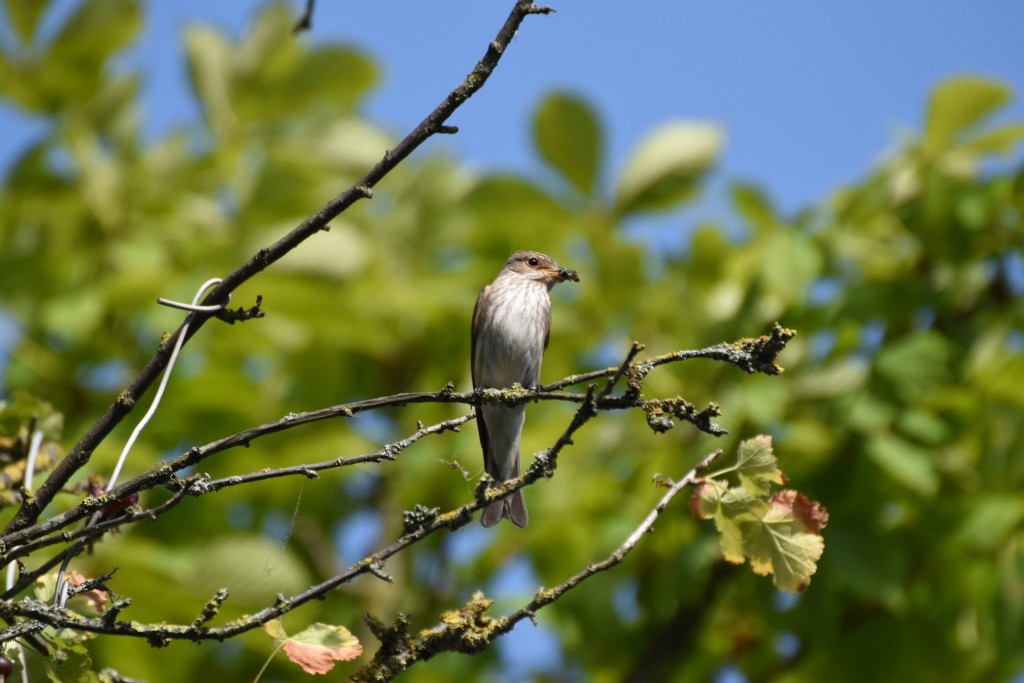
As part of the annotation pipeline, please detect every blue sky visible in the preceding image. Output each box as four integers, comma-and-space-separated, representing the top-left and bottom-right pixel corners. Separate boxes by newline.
3, 0, 1023, 221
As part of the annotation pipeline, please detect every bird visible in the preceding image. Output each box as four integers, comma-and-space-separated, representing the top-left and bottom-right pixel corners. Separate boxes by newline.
471, 251, 579, 527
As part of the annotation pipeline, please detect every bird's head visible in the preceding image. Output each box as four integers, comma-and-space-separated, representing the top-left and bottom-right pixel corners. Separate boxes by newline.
504, 251, 580, 286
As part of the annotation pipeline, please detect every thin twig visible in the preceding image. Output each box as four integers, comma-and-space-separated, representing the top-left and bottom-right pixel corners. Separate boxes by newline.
0, 482, 196, 573
190, 413, 474, 494
504, 449, 724, 624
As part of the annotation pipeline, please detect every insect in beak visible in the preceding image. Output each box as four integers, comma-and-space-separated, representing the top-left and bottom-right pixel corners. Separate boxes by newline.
559, 268, 580, 283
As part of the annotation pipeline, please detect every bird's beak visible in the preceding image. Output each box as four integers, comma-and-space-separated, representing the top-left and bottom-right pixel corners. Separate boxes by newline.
541, 266, 580, 283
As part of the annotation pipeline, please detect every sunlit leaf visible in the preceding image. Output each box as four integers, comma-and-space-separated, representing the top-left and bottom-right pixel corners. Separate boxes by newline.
533, 91, 602, 195
263, 619, 288, 641
614, 122, 722, 215
692, 482, 767, 564
692, 439, 828, 591
924, 77, 1012, 156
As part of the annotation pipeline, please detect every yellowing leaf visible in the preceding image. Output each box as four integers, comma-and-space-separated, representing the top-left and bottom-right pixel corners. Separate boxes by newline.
693, 439, 829, 592
743, 490, 828, 593
265, 621, 362, 675
735, 435, 785, 496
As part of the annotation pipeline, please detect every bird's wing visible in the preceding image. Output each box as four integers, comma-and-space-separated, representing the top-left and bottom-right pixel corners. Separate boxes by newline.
471, 285, 491, 459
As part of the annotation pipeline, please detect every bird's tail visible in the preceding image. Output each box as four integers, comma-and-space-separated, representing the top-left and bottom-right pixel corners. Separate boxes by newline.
481, 488, 528, 528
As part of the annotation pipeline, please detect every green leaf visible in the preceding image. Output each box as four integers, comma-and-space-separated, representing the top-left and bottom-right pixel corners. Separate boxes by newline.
959, 123, 1024, 157
43, 635, 100, 683
732, 183, 780, 233
0, 390, 64, 438
614, 122, 722, 215
691, 482, 766, 564
693, 440, 828, 592
735, 435, 785, 496
465, 175, 573, 249
49, 0, 141, 65
266, 621, 362, 675
263, 619, 288, 641
4, 0, 50, 44
952, 496, 1024, 552
924, 77, 1012, 156
866, 433, 940, 496
184, 25, 235, 135
761, 231, 824, 304
234, 44, 378, 122
874, 331, 951, 401
533, 91, 602, 195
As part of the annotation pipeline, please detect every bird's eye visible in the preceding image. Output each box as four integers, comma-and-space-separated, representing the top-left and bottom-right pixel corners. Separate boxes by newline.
527, 257, 539, 267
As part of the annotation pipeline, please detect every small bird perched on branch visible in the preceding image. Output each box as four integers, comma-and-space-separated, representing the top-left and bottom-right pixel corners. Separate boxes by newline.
471, 251, 579, 527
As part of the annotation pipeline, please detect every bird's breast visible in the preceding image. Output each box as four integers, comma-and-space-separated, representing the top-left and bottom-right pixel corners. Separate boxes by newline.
475, 280, 551, 389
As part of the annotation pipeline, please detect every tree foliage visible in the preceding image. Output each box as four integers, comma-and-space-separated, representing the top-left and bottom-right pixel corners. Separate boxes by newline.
0, 1, 1022, 682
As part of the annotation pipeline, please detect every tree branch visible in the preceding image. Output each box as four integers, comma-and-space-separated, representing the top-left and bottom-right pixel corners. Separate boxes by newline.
0, 326, 792, 552
0, 349, 713, 646
0, 319, 793, 656
348, 448, 725, 682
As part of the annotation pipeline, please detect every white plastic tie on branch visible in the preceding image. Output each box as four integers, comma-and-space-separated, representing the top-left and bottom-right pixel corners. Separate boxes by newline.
54, 278, 227, 608
156, 284, 231, 313
5, 429, 43, 591
5, 429, 42, 682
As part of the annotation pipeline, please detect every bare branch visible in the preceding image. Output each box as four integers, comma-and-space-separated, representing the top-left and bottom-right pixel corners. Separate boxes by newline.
0, 324, 793, 651
542, 323, 796, 390
293, 0, 315, 32
190, 413, 474, 494
0, 371, 620, 644
0, 326, 792, 551
349, 448, 725, 682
